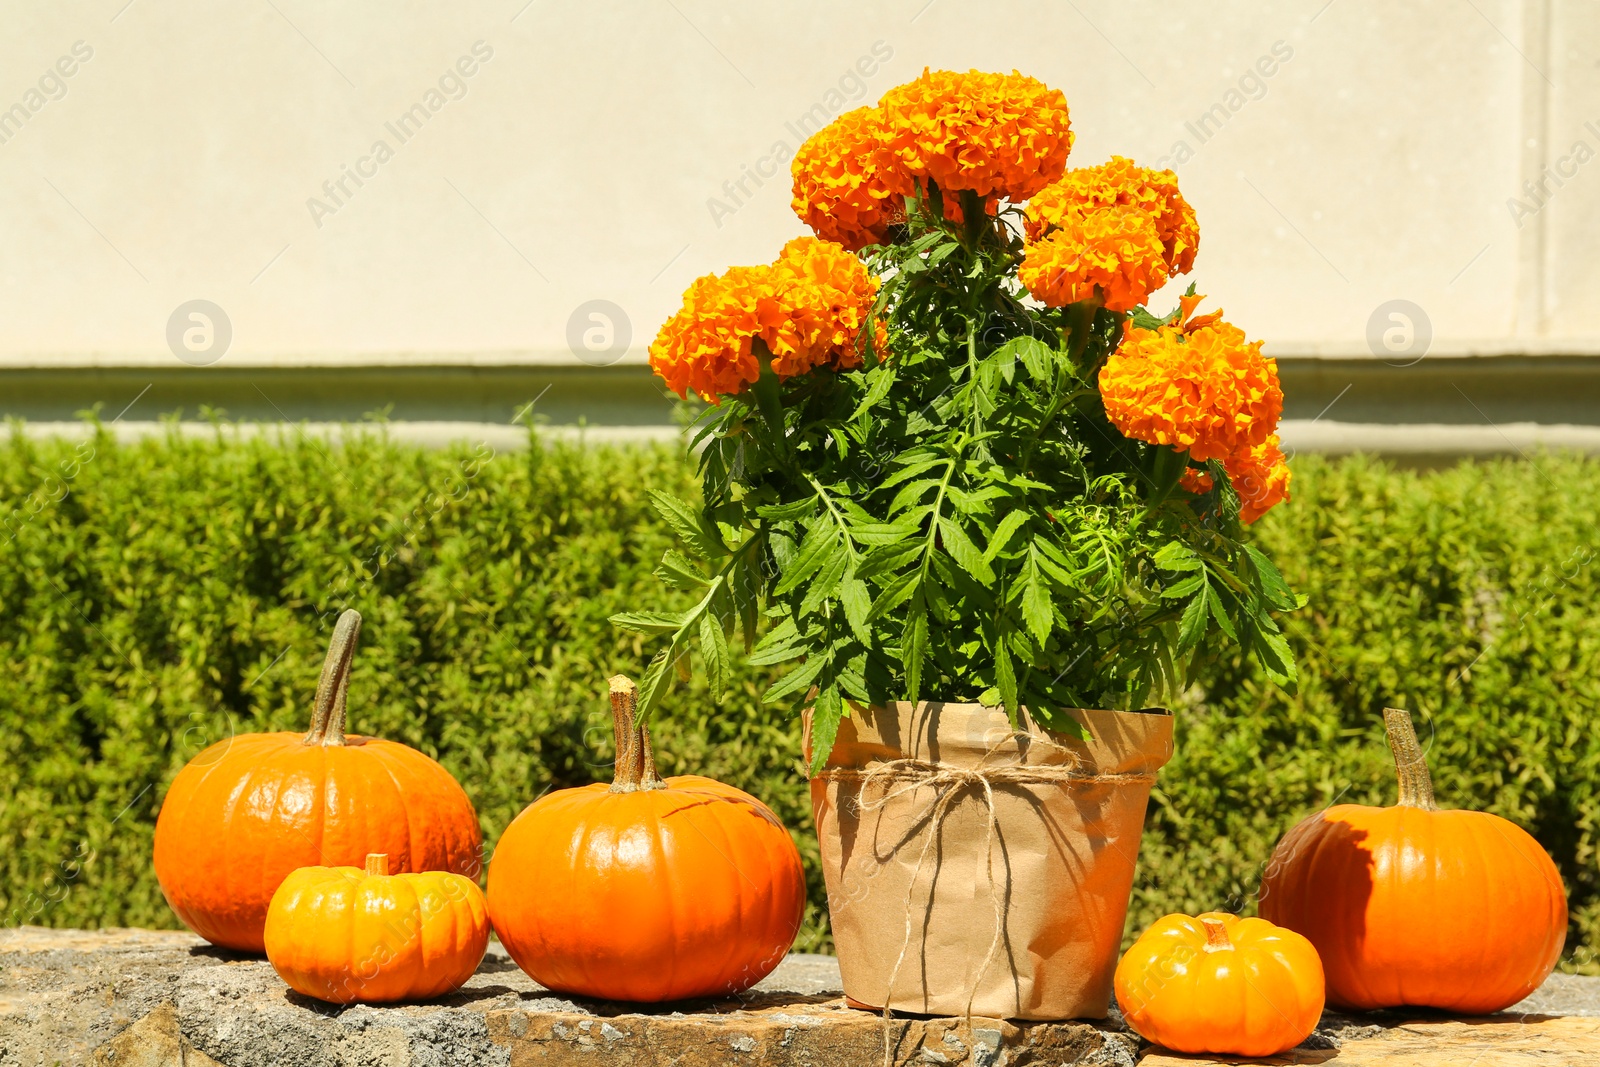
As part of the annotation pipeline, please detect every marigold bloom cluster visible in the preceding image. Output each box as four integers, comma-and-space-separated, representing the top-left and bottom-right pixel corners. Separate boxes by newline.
790, 69, 1071, 248
1026, 157, 1198, 274
790, 107, 902, 252
1018, 206, 1169, 313
649, 238, 880, 402
1098, 313, 1282, 464
1225, 434, 1292, 524
767, 237, 884, 377
648, 266, 778, 401
1020, 158, 1198, 311
872, 69, 1073, 201
1100, 298, 1291, 520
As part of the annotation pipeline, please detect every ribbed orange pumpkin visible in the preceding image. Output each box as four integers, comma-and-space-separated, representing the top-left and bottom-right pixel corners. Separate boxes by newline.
153, 611, 482, 953
1259, 708, 1567, 1013
1114, 912, 1324, 1057
265, 852, 489, 1003
487, 676, 805, 1002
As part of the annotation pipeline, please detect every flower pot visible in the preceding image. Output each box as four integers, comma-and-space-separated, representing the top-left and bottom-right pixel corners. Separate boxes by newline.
807, 701, 1172, 1021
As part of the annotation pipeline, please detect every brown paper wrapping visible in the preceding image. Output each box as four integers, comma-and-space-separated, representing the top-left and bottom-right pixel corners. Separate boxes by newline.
808, 701, 1173, 1021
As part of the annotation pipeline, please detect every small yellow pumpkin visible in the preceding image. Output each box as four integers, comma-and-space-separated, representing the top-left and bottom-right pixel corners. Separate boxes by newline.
264, 853, 488, 1004
1114, 912, 1325, 1057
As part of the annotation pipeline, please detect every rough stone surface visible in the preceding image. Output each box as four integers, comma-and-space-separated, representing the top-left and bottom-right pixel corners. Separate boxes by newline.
1, 927, 1597, 1066
0, 928, 1129, 1067
1139, 1016, 1600, 1066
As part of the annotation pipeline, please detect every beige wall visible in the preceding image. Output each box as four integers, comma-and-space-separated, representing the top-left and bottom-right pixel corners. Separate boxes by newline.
0, 0, 1595, 365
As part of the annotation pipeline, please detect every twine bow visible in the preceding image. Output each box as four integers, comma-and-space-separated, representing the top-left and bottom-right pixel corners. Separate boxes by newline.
817, 734, 1157, 1064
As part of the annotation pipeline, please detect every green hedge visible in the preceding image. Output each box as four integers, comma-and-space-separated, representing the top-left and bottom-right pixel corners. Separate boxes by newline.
2, 427, 1596, 971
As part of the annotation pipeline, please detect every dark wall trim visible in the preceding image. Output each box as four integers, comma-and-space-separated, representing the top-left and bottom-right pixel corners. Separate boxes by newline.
1279, 356, 1600, 427
3, 356, 1599, 433
0, 364, 676, 428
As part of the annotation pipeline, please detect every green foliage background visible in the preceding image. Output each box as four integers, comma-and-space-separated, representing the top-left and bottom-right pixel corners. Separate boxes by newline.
1, 428, 1596, 971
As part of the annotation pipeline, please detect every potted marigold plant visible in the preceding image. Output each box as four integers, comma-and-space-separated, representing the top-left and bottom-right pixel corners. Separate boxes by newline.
614, 68, 1300, 1021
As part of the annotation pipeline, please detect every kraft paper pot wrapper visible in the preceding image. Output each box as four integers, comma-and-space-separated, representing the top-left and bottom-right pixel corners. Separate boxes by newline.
808, 701, 1173, 1021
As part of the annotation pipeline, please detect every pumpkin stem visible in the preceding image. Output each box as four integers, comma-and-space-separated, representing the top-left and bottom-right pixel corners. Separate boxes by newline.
639, 720, 664, 790
609, 675, 640, 790
608, 675, 665, 792
1383, 707, 1438, 811
1201, 918, 1232, 951
365, 853, 389, 876
305, 609, 362, 747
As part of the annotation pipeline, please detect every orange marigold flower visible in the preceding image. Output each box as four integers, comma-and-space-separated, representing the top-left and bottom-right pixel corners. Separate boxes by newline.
1098, 313, 1282, 462
1018, 204, 1169, 311
873, 68, 1073, 201
648, 239, 881, 402
648, 265, 780, 401
1178, 468, 1214, 495
1026, 156, 1199, 275
1225, 434, 1291, 523
790, 107, 903, 252
769, 236, 883, 375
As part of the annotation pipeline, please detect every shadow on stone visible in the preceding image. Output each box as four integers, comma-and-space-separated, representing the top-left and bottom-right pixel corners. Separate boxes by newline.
474, 956, 523, 975
282, 989, 351, 1016
187, 944, 259, 963
499, 987, 844, 1020
435, 984, 524, 1007
280, 985, 544, 1012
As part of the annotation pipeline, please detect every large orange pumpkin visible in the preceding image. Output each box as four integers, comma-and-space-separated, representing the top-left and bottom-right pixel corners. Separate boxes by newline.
487, 675, 805, 1002
153, 610, 482, 953
1259, 707, 1567, 1013
265, 852, 489, 1004
1114, 912, 1324, 1057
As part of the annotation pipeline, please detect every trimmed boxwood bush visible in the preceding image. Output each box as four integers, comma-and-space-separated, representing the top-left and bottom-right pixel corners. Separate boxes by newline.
1, 427, 1596, 970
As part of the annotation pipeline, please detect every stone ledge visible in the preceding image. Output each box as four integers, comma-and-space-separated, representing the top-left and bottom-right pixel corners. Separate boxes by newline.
1, 927, 1597, 1066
